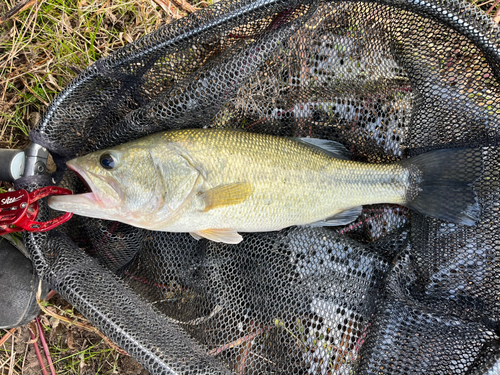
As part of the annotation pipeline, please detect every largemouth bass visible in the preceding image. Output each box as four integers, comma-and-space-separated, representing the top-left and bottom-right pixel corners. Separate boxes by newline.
48, 129, 481, 244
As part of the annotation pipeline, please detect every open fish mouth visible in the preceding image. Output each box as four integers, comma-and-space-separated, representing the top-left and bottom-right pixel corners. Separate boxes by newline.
65, 160, 102, 204
67, 161, 94, 195
47, 160, 101, 214
48, 159, 125, 218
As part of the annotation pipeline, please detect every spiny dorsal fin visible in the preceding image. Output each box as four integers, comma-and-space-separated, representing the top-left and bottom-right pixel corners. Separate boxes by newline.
202, 182, 253, 212
307, 206, 362, 227
297, 138, 350, 160
191, 229, 243, 244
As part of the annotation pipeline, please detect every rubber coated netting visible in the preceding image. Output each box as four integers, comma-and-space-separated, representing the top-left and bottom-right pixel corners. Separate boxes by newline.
15, 0, 500, 373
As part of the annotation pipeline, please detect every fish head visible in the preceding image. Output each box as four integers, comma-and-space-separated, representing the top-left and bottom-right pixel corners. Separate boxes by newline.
49, 145, 167, 225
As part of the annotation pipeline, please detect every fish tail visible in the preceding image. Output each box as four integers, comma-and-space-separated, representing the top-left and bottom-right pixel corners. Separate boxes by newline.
401, 148, 482, 226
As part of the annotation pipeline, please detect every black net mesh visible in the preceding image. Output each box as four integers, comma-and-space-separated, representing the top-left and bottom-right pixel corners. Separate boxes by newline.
16, 0, 500, 373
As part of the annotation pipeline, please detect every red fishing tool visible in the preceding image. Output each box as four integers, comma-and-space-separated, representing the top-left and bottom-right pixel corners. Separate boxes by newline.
0, 186, 73, 235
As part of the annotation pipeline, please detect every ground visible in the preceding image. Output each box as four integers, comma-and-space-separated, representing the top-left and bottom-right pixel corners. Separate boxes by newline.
0, 0, 498, 373
1, 294, 151, 374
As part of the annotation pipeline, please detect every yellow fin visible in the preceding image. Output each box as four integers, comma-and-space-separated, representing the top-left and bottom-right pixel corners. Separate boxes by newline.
202, 182, 252, 212
191, 229, 243, 244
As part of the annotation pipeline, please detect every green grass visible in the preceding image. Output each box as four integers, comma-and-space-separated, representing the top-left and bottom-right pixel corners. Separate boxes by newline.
48, 338, 118, 375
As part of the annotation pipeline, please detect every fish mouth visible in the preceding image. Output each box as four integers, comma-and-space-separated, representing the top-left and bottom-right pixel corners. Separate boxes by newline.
67, 161, 96, 197
48, 159, 125, 220
67, 160, 124, 203
47, 161, 101, 214
67, 159, 124, 205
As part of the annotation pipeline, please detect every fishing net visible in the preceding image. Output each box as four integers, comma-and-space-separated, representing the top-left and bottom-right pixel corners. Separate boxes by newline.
15, 0, 500, 373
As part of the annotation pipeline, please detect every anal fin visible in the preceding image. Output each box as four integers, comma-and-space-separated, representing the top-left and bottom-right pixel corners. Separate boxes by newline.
191, 229, 243, 244
308, 206, 362, 227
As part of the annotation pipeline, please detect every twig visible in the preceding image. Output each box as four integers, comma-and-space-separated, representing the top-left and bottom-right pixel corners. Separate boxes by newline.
487, 0, 500, 14
36, 281, 129, 356
8, 332, 14, 375
1, 77, 9, 102
274, 319, 308, 351
0, 96, 20, 113
195, 1, 210, 7
46, 290, 57, 300
162, 305, 223, 326
18, 77, 49, 106
236, 334, 252, 375
21, 340, 29, 373
152, 0, 178, 17
0, 328, 17, 347
35, 317, 57, 375
208, 326, 272, 356
0, 0, 36, 24
477, 0, 495, 7
29, 327, 49, 375
249, 351, 276, 365
0, 356, 11, 370
183, 305, 222, 326
169, 0, 198, 13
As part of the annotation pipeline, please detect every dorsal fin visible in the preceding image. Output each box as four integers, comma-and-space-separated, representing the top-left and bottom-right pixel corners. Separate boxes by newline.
296, 138, 350, 160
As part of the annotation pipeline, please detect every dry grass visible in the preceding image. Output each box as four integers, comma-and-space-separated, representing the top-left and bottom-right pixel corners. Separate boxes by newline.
0, 0, 202, 149
473, 0, 500, 21
0, 294, 150, 374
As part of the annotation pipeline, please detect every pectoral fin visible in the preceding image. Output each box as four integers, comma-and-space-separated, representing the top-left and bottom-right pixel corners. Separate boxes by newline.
191, 229, 243, 244
308, 206, 363, 227
202, 182, 253, 212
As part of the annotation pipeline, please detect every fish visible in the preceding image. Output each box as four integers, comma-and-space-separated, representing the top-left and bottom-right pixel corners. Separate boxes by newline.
48, 128, 482, 244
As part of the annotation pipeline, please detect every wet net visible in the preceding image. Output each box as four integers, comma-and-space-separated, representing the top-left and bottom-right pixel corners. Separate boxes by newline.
15, 0, 500, 373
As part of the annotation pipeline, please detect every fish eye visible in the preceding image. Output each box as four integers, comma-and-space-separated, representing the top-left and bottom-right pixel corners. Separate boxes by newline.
100, 153, 117, 170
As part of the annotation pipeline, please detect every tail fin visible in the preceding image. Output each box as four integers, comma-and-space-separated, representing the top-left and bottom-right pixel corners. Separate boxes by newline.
401, 148, 482, 226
